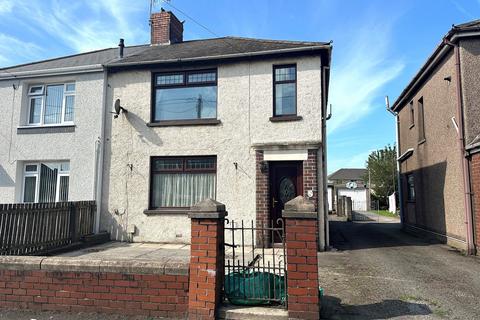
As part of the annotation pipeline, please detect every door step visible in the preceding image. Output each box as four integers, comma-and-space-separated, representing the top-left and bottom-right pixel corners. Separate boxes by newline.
218, 304, 288, 320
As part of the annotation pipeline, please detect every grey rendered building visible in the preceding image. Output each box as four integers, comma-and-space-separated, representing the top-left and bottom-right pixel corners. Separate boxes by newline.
391, 20, 480, 254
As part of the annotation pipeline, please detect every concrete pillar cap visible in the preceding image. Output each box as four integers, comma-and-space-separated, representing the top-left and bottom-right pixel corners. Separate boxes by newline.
188, 198, 227, 219
282, 196, 317, 219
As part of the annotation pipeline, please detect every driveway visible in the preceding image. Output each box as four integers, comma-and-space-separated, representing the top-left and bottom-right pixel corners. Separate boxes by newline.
319, 212, 480, 320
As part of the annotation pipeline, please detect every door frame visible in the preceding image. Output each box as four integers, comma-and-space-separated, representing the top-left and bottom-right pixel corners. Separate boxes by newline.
268, 161, 304, 223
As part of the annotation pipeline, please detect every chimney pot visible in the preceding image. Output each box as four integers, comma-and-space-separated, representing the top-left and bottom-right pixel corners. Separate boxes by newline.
118, 38, 125, 58
150, 9, 183, 45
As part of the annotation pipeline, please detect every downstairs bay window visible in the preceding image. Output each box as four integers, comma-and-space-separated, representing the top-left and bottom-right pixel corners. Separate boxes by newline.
22, 162, 70, 203
149, 156, 216, 209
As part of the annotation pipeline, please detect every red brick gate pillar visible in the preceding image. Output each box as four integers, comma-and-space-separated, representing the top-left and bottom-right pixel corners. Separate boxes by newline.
283, 196, 320, 320
188, 198, 226, 320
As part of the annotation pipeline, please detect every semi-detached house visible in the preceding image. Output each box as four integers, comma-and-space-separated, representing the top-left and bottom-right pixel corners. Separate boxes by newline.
0, 45, 144, 232
0, 9, 332, 248
101, 10, 332, 246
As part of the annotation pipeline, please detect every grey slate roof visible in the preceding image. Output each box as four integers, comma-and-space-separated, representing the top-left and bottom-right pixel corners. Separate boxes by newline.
328, 168, 367, 181
106, 37, 331, 67
0, 37, 331, 75
0, 46, 147, 74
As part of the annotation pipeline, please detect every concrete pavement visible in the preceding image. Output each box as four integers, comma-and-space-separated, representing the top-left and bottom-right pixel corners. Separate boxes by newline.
319, 212, 480, 319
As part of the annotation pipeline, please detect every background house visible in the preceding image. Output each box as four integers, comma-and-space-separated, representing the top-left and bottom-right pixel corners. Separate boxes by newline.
391, 20, 480, 254
328, 168, 369, 211
100, 10, 332, 247
0, 44, 143, 232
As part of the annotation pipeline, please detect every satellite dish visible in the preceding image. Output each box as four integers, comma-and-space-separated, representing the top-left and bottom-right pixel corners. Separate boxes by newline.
346, 181, 357, 189
113, 99, 128, 118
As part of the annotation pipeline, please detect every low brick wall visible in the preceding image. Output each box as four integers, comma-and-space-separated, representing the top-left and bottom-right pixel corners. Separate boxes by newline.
471, 152, 480, 252
0, 256, 189, 319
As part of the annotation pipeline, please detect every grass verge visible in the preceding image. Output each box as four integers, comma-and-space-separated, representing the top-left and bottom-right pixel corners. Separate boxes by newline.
372, 210, 399, 219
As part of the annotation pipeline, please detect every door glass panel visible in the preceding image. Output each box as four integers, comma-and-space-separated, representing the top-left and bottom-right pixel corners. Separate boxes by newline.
279, 177, 296, 204
59, 176, 69, 202
23, 176, 37, 202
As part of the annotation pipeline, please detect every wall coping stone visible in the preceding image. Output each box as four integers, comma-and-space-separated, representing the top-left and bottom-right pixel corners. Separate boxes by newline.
0, 256, 189, 275
188, 198, 227, 219
0, 256, 43, 271
282, 211, 318, 219
282, 196, 317, 219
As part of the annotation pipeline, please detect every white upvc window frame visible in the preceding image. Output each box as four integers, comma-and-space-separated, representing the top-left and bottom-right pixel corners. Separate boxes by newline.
21, 162, 70, 203
27, 82, 76, 126
22, 164, 40, 203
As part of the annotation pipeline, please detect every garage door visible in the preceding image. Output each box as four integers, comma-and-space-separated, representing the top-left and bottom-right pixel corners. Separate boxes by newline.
337, 188, 368, 211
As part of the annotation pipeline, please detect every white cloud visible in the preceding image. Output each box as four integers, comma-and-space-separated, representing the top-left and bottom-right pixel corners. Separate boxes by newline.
0, 0, 14, 14
327, 18, 405, 134
0, 33, 43, 66
9, 0, 148, 54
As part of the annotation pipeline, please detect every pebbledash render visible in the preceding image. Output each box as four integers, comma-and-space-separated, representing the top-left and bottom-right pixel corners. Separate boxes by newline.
100, 10, 332, 246
0, 44, 145, 232
391, 20, 480, 254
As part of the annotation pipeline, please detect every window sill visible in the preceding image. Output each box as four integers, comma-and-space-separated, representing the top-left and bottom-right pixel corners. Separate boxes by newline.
269, 115, 303, 122
418, 139, 426, 145
143, 208, 189, 215
147, 119, 221, 127
17, 124, 75, 134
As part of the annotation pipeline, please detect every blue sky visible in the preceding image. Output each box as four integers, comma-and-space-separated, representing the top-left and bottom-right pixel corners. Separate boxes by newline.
1, 0, 479, 173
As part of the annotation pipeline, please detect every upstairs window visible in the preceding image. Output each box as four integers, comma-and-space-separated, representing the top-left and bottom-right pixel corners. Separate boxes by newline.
28, 83, 75, 125
417, 97, 425, 142
23, 162, 70, 203
409, 101, 414, 128
153, 70, 217, 122
273, 64, 297, 116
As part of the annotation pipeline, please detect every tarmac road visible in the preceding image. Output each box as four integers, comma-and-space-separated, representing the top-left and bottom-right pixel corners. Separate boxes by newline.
319, 212, 480, 320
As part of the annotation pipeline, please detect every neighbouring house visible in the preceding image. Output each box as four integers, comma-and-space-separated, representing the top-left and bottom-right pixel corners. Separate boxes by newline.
391, 20, 480, 254
0, 44, 144, 232
328, 168, 369, 212
100, 9, 332, 247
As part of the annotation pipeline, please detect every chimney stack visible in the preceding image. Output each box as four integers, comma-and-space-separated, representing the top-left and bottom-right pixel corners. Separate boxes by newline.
150, 8, 184, 45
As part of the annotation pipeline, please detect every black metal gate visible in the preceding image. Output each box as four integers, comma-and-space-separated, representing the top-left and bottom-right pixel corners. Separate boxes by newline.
223, 219, 287, 307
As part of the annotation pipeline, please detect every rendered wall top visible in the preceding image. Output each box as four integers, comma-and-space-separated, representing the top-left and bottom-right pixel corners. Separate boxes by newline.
460, 38, 480, 146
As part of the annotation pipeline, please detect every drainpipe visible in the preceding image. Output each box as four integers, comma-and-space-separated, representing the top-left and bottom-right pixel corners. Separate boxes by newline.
386, 96, 404, 224
94, 69, 109, 233
444, 39, 475, 255
319, 63, 331, 251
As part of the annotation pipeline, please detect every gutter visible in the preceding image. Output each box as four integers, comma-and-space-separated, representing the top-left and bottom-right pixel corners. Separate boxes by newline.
106, 45, 331, 68
0, 64, 104, 80
445, 39, 475, 255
